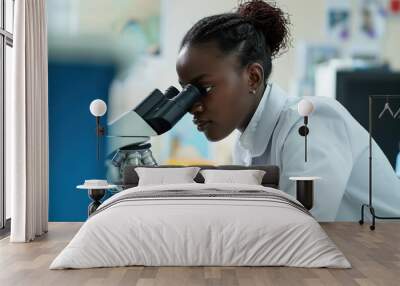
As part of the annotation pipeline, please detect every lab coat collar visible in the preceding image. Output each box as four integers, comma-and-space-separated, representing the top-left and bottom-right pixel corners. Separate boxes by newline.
238, 83, 288, 157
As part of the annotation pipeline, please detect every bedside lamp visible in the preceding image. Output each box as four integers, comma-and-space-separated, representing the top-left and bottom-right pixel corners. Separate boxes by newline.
297, 99, 314, 162
291, 99, 319, 211
90, 99, 107, 160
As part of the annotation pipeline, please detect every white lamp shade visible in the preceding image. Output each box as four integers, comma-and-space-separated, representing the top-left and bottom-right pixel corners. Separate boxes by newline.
90, 99, 107, 117
298, 99, 314, 117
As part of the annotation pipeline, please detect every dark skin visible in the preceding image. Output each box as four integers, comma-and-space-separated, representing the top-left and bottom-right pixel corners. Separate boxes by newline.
176, 41, 267, 142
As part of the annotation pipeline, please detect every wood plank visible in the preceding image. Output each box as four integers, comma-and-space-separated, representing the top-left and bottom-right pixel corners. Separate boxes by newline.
0, 222, 399, 286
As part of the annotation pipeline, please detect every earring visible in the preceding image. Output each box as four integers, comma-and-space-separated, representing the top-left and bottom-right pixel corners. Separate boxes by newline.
197, 103, 204, 112
250, 89, 256, 95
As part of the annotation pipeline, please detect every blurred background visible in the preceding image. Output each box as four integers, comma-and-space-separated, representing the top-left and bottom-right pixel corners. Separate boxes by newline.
46, 0, 400, 221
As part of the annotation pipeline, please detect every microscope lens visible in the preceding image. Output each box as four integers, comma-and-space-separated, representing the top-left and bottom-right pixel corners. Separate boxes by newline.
126, 151, 142, 166
141, 149, 158, 166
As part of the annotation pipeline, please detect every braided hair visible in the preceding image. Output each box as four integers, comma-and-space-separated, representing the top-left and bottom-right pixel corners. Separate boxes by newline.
180, 0, 291, 82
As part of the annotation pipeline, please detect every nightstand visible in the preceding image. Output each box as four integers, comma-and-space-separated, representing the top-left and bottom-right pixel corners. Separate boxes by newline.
77, 180, 118, 216
289, 177, 321, 210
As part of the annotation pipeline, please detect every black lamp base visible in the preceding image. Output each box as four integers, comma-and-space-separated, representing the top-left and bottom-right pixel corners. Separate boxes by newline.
88, 189, 106, 216
296, 180, 314, 210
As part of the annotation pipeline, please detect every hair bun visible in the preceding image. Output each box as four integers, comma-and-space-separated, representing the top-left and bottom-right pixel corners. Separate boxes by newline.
237, 0, 291, 57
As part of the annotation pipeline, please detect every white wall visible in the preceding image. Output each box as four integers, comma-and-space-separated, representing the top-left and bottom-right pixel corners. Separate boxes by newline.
270, 0, 326, 92
271, 0, 400, 92
110, 0, 400, 113
108, 0, 238, 122
108, 0, 400, 163
108, 0, 238, 163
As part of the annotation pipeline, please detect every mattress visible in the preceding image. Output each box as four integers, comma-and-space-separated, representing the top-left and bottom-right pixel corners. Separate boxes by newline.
50, 183, 351, 269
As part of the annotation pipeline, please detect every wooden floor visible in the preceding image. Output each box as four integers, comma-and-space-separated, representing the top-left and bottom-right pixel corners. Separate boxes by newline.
0, 222, 399, 286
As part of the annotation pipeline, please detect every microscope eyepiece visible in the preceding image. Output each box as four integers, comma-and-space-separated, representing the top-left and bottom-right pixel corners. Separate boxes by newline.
133, 84, 206, 135
164, 86, 180, 99
172, 84, 204, 109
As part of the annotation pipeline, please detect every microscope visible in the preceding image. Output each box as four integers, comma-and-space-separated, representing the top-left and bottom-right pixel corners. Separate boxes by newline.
89, 84, 205, 186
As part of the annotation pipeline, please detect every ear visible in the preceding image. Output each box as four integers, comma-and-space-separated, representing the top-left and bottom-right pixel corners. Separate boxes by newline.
246, 63, 264, 93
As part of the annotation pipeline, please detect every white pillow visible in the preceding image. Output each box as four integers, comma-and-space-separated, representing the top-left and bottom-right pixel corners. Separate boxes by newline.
200, 169, 266, 185
135, 167, 200, 186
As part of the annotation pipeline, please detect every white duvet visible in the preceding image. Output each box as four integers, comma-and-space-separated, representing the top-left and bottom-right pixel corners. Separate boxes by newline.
50, 183, 351, 269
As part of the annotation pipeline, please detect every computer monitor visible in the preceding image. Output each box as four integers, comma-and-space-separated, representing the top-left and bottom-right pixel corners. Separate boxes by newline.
336, 70, 400, 170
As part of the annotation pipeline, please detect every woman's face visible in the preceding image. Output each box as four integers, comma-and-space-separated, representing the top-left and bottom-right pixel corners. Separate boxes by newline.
176, 42, 255, 142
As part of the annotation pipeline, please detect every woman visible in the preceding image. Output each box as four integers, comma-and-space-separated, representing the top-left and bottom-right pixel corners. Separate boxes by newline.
176, 0, 400, 221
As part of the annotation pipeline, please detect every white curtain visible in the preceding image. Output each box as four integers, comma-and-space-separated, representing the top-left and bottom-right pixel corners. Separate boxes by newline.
7, 0, 49, 242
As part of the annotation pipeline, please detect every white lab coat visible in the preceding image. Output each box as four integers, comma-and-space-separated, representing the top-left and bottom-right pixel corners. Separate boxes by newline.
233, 83, 400, 221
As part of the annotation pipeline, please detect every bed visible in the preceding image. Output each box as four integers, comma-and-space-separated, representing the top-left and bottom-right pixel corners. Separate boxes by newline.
50, 165, 351, 269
